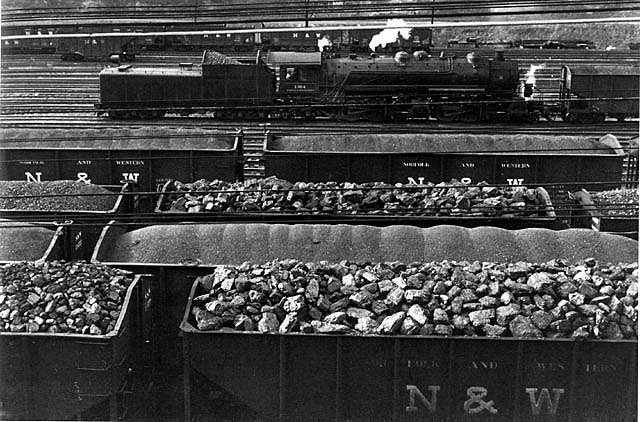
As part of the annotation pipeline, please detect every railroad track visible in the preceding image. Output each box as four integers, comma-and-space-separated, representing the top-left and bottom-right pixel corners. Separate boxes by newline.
1, 116, 637, 136
2, 51, 638, 116
2, 50, 637, 71
1, 51, 637, 140
3, 1, 635, 26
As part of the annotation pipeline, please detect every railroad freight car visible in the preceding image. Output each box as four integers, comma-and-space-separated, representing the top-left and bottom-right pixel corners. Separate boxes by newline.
87, 222, 638, 421
262, 133, 626, 191
58, 34, 136, 62
0, 272, 151, 420
516, 39, 595, 49
0, 128, 243, 192
182, 286, 637, 422
0, 220, 69, 262
0, 182, 134, 260
560, 64, 640, 122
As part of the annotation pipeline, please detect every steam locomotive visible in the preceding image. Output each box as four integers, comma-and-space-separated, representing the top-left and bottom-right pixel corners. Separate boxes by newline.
96, 50, 639, 122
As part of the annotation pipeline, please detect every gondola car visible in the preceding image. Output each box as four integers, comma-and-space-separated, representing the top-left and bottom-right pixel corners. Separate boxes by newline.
560, 64, 640, 122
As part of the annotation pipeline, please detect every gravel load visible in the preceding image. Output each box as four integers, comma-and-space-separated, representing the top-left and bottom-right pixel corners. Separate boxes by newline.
0, 181, 117, 211
163, 177, 551, 217
0, 261, 134, 335
590, 188, 639, 217
0, 219, 58, 262
190, 259, 638, 339
102, 224, 638, 265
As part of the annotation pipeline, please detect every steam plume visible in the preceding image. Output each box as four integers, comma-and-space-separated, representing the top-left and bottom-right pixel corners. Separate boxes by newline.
318, 36, 332, 52
525, 64, 546, 86
369, 19, 412, 51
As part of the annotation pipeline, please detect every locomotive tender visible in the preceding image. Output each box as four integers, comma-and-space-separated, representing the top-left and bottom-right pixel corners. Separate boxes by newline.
97, 49, 531, 122
97, 49, 638, 122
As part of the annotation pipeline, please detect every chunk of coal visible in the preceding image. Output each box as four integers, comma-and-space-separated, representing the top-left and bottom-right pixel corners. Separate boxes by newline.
0, 261, 133, 335
187, 259, 637, 339
163, 178, 550, 218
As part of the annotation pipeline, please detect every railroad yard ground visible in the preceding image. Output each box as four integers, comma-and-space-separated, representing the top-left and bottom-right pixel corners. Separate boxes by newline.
0, 2, 639, 421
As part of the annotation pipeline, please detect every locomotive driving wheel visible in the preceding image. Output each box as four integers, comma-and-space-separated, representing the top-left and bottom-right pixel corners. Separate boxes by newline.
108, 110, 128, 119
435, 105, 483, 123
215, 110, 232, 120
336, 107, 368, 122
302, 108, 317, 120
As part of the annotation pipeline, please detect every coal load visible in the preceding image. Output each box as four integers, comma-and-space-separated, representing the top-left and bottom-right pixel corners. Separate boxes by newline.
0, 261, 133, 335
0, 220, 57, 261
191, 259, 638, 339
165, 177, 549, 217
590, 188, 639, 217
0, 181, 117, 211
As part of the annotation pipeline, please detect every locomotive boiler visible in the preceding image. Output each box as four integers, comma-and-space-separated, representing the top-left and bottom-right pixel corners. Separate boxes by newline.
316, 50, 526, 121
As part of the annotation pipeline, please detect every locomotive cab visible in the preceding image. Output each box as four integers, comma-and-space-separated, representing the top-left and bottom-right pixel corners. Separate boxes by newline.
267, 52, 322, 99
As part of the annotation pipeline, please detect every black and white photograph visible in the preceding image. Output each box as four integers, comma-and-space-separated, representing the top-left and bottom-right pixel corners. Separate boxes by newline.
0, 1, 638, 420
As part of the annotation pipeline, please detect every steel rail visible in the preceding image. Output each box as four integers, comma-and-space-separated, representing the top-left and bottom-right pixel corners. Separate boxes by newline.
3, 16, 640, 41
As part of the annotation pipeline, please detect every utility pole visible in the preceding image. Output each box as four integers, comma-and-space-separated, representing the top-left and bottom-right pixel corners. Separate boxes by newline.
305, 0, 310, 27
429, 0, 435, 47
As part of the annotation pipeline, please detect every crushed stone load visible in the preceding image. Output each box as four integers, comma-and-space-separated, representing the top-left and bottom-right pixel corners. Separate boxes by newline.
590, 188, 639, 217
163, 177, 550, 217
0, 261, 134, 335
0, 219, 57, 261
0, 181, 117, 211
190, 259, 638, 339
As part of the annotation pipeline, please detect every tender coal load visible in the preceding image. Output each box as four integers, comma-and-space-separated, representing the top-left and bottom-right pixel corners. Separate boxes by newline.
190, 259, 638, 339
591, 188, 639, 217
0, 261, 134, 334
164, 177, 550, 217
0, 181, 116, 211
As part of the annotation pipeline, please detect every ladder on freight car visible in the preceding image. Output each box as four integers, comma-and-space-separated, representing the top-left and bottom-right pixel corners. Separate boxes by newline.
243, 130, 266, 179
